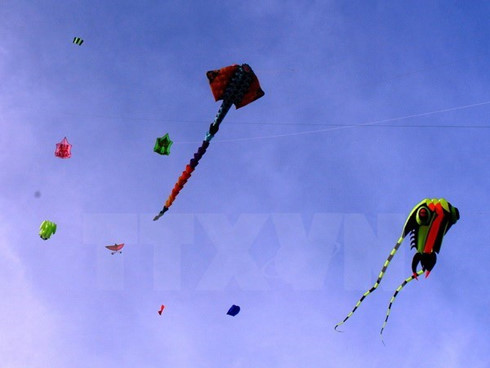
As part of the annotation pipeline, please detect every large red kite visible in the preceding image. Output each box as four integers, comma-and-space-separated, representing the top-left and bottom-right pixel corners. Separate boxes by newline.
153, 64, 264, 220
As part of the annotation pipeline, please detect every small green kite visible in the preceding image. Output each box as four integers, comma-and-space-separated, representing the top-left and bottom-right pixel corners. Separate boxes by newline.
154, 133, 173, 155
39, 220, 57, 240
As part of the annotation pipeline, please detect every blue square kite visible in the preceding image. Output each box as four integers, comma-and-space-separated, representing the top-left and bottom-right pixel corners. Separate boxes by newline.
227, 305, 240, 316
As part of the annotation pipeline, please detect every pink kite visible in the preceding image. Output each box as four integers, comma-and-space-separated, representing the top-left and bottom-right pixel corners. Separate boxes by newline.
105, 243, 124, 255
158, 305, 165, 315
55, 137, 72, 159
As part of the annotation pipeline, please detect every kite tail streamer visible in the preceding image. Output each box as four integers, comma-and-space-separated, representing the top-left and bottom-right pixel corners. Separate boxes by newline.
334, 237, 404, 331
152, 102, 234, 221
380, 269, 424, 343
206, 101, 233, 141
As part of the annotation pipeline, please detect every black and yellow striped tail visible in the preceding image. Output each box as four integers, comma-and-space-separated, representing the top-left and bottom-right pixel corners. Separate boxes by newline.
334, 238, 404, 331
380, 269, 424, 343
73, 37, 84, 46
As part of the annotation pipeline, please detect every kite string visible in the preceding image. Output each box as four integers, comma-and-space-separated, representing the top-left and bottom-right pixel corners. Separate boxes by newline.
211, 99, 490, 143
55, 99, 490, 143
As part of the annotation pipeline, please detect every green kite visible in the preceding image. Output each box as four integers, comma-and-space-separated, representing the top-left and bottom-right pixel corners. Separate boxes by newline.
39, 220, 57, 240
154, 133, 173, 155
335, 198, 460, 341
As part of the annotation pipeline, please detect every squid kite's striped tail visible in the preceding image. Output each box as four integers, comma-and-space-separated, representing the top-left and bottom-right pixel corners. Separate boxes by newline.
380, 269, 424, 343
334, 237, 404, 331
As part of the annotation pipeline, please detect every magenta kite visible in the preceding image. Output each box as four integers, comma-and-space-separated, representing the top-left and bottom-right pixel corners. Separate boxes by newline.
55, 137, 72, 159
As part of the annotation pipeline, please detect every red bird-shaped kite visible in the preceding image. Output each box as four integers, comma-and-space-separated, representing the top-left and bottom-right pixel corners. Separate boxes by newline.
105, 243, 124, 255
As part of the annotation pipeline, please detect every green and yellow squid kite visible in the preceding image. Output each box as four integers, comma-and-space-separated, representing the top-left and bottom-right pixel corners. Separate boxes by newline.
335, 198, 460, 340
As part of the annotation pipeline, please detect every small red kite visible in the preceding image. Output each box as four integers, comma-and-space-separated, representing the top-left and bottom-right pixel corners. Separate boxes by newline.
105, 243, 124, 255
55, 137, 72, 159
158, 305, 165, 315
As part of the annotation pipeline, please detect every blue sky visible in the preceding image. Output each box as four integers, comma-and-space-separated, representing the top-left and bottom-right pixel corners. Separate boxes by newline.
1, 1, 490, 367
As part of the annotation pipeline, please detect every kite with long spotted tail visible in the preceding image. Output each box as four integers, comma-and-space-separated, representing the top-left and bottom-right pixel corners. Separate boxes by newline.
153, 64, 264, 220
334, 198, 460, 339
